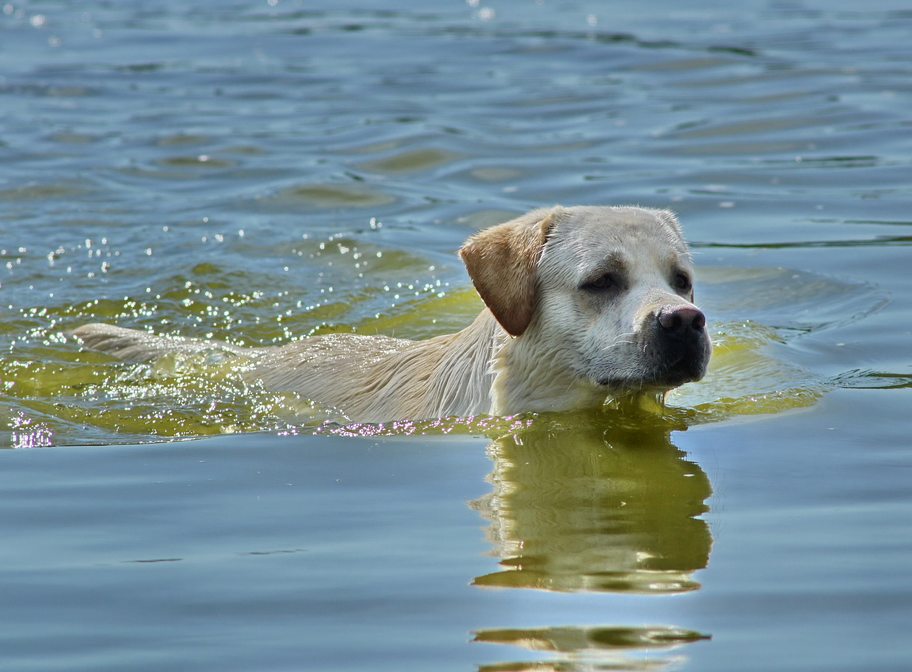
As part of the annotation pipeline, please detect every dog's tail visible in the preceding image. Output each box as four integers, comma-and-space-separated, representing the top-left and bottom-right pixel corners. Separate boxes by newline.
71, 323, 246, 363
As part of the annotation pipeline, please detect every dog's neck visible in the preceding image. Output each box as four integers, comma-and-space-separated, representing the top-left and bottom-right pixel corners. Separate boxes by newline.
415, 309, 500, 418
487, 315, 607, 415
355, 308, 608, 420
411, 307, 605, 418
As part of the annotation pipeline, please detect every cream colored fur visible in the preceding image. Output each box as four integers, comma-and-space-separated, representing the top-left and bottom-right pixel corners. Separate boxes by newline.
72, 205, 710, 422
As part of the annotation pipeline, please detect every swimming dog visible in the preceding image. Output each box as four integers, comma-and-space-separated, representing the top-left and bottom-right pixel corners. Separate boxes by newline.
73, 206, 711, 421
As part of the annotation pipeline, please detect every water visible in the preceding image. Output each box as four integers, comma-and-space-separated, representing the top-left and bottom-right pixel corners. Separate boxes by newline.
1, 0, 910, 670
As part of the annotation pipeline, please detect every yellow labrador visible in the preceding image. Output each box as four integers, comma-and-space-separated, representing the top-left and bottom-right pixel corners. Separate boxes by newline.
73, 206, 711, 421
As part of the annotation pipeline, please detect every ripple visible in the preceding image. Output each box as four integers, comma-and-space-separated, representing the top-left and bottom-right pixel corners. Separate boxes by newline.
154, 133, 211, 147
158, 154, 237, 169
358, 147, 461, 174
696, 266, 886, 334
668, 265, 887, 416
475, 625, 710, 651
257, 183, 395, 209
0, 181, 91, 202
48, 132, 105, 145
833, 369, 912, 390
475, 625, 709, 672
469, 166, 522, 182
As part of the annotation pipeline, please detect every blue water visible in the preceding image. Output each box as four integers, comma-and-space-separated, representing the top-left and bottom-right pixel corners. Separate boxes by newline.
1, 1, 911, 670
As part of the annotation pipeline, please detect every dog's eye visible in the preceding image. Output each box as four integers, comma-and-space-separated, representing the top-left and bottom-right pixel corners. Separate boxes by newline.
581, 273, 618, 292
673, 272, 692, 293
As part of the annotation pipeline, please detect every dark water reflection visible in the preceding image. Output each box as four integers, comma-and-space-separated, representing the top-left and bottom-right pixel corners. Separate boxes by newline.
473, 413, 711, 594
470, 413, 713, 670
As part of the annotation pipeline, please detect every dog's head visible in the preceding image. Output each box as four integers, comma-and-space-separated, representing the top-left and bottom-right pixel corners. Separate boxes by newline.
460, 205, 711, 397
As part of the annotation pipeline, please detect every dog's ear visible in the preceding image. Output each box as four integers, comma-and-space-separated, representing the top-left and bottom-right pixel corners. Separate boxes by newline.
459, 207, 559, 336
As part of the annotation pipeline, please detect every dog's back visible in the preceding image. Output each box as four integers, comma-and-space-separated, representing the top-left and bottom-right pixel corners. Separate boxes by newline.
71, 320, 495, 422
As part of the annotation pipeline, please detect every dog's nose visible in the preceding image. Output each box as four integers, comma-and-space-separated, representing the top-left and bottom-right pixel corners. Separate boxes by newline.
657, 305, 706, 337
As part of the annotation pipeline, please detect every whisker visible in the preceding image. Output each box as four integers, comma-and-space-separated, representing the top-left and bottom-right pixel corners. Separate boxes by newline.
600, 330, 638, 352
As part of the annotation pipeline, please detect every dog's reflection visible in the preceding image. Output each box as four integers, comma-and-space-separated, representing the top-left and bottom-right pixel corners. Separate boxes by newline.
471, 410, 712, 594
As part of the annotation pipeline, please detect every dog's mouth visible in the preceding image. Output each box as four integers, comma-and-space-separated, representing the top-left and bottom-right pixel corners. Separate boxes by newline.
659, 351, 709, 385
595, 345, 709, 391
597, 371, 702, 392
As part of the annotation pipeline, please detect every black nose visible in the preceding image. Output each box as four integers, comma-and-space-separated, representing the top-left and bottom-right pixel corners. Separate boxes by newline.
657, 305, 706, 338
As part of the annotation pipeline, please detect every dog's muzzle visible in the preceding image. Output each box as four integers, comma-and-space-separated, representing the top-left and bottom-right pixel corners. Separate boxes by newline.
653, 304, 710, 385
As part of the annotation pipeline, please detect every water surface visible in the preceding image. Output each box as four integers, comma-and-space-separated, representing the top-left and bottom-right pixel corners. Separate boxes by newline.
1, 1, 910, 670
